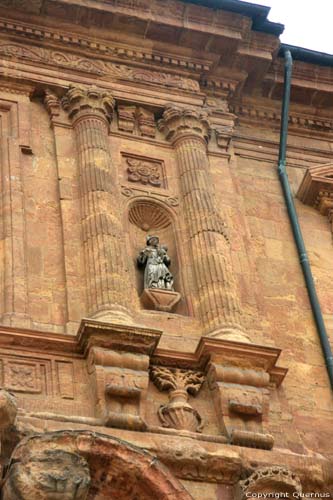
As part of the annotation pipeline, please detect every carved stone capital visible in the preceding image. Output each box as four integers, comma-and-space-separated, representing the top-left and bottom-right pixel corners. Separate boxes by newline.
158, 105, 210, 144
62, 85, 115, 124
237, 466, 302, 499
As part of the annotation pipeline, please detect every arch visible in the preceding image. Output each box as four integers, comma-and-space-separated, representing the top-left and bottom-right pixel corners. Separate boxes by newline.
3, 430, 193, 499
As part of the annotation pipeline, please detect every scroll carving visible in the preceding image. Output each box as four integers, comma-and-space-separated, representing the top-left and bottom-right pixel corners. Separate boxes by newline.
0, 43, 199, 92
150, 367, 204, 432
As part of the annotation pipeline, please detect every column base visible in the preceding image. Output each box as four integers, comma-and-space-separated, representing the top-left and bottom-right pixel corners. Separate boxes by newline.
206, 324, 252, 343
90, 305, 134, 325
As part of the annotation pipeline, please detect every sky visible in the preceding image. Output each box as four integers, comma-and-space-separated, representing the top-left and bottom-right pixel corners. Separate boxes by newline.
246, 0, 333, 55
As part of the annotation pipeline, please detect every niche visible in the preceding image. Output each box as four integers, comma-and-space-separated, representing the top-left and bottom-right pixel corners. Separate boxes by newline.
128, 200, 187, 315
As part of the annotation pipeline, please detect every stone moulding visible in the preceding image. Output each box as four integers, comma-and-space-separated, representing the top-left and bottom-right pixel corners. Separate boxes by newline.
0, 323, 287, 451
0, 42, 200, 92
297, 163, 333, 238
2, 430, 193, 499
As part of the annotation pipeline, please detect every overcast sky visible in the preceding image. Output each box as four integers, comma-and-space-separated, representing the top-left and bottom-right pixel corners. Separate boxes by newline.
247, 0, 333, 55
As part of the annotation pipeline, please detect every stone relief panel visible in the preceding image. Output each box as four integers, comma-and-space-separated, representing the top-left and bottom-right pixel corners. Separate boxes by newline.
0, 357, 52, 395
116, 104, 156, 137
150, 367, 204, 432
122, 153, 166, 188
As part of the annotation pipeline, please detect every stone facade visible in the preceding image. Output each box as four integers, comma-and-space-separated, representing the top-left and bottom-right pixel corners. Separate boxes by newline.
0, 0, 331, 498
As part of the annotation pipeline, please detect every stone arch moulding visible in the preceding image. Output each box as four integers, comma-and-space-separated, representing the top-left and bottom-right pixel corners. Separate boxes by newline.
2, 430, 193, 499
297, 162, 333, 237
125, 196, 191, 316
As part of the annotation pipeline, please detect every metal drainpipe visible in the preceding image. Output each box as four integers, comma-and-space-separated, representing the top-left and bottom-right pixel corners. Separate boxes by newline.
277, 49, 333, 390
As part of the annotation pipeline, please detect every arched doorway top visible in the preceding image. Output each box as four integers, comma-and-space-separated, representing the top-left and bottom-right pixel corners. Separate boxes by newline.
4, 430, 193, 499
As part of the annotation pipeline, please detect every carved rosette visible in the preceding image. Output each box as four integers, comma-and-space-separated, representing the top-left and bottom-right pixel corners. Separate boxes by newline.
150, 367, 204, 432
237, 466, 302, 500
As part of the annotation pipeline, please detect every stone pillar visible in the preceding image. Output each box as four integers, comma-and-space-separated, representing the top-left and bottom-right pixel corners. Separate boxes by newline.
62, 86, 132, 322
159, 106, 246, 340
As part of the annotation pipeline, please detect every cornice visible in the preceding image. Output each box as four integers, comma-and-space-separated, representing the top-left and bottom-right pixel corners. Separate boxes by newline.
231, 101, 333, 134
0, 41, 201, 93
0, 17, 214, 76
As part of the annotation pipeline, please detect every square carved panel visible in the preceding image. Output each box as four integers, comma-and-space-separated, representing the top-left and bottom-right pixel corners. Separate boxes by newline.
122, 153, 166, 188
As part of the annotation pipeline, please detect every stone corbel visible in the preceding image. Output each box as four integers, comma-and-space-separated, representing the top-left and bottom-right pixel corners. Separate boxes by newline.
79, 319, 161, 432
297, 162, 333, 239
197, 337, 287, 450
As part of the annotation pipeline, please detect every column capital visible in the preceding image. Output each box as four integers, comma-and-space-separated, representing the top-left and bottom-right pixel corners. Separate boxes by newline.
62, 85, 115, 123
158, 105, 210, 144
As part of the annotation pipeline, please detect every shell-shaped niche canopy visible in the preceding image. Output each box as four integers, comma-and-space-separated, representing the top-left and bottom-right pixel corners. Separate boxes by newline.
128, 201, 171, 232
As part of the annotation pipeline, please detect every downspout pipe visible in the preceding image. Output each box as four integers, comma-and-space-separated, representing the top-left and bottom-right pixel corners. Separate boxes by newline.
277, 49, 333, 390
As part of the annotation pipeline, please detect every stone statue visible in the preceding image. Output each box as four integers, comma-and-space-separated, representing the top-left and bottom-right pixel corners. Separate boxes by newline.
137, 236, 174, 290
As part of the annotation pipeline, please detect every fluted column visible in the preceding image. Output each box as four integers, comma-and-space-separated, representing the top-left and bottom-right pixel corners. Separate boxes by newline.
62, 85, 131, 322
159, 106, 247, 340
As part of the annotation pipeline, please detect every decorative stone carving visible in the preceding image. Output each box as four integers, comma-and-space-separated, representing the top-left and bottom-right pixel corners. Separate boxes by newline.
150, 366, 204, 432
215, 125, 234, 150
137, 107, 156, 137
117, 105, 156, 137
4, 431, 192, 499
124, 187, 178, 208
117, 104, 136, 132
44, 89, 60, 119
126, 157, 162, 187
62, 84, 114, 123
83, 320, 161, 431
129, 202, 171, 231
237, 466, 302, 500
207, 362, 274, 449
2, 448, 91, 500
159, 105, 247, 340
